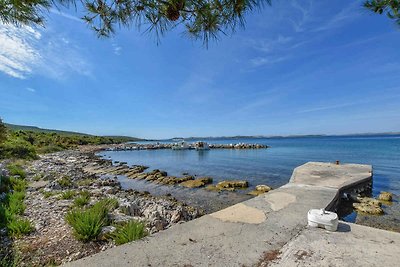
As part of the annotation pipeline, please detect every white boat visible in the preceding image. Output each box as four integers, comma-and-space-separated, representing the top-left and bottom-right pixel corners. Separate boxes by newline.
171, 141, 190, 150
194, 141, 210, 150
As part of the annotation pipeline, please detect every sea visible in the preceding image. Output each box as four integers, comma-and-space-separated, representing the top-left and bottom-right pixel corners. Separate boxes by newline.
98, 135, 400, 225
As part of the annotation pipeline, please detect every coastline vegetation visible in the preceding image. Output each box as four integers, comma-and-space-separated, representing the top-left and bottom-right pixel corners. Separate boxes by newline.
0, 165, 33, 238
0, 118, 140, 160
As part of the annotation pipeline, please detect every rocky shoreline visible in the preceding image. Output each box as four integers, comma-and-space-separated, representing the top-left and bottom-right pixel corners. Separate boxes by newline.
0, 149, 203, 266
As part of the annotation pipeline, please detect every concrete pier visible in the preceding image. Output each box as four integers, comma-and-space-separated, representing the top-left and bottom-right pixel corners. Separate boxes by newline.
64, 162, 400, 267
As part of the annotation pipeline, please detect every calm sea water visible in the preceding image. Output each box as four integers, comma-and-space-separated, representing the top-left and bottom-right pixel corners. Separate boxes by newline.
100, 135, 400, 197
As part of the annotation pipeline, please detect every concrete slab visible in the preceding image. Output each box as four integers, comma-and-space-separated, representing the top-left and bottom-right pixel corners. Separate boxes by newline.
270, 222, 400, 267
289, 162, 372, 189
64, 162, 381, 267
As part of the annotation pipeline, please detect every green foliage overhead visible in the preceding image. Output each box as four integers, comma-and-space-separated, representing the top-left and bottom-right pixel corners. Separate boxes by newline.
1, 0, 400, 45
1, 0, 272, 45
364, 0, 400, 25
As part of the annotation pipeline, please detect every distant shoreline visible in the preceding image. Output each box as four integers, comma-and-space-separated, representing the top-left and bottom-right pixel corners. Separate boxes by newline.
160, 132, 400, 142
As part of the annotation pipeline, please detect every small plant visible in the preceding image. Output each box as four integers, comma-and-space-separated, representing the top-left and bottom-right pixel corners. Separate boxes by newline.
66, 200, 110, 242
59, 190, 76, 200
7, 164, 26, 179
7, 217, 33, 237
111, 220, 148, 245
97, 197, 119, 211
42, 191, 57, 199
73, 191, 90, 207
76, 178, 96, 187
33, 174, 42, 181
58, 176, 72, 188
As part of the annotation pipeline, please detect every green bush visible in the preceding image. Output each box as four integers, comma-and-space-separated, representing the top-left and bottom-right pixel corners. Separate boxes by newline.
7, 164, 26, 179
9, 177, 27, 192
66, 201, 110, 242
36, 145, 64, 154
73, 191, 90, 207
112, 220, 147, 245
7, 217, 33, 237
7, 193, 26, 215
59, 190, 76, 200
0, 139, 37, 160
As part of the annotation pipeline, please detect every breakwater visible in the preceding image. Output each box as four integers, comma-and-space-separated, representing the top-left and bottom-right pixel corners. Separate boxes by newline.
104, 142, 268, 151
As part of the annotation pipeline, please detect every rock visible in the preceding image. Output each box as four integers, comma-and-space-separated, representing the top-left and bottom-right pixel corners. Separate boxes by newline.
99, 226, 116, 240
247, 184, 272, 196
180, 177, 213, 188
119, 201, 142, 216
217, 180, 248, 189
207, 180, 248, 191
378, 191, 393, 202
357, 197, 381, 206
255, 185, 272, 192
353, 202, 384, 215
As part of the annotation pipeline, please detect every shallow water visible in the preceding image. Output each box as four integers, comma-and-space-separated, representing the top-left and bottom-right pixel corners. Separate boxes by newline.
99, 135, 400, 218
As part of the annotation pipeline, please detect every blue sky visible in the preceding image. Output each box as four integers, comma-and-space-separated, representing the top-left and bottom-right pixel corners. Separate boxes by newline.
1, 0, 400, 139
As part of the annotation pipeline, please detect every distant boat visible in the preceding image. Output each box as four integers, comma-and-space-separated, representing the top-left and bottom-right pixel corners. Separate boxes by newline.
195, 141, 210, 150
172, 141, 190, 150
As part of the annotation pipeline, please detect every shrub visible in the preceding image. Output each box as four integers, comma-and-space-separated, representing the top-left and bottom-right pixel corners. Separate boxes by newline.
59, 190, 76, 200
0, 139, 37, 160
9, 177, 27, 192
7, 193, 26, 215
7, 217, 33, 237
112, 220, 147, 245
36, 145, 64, 154
58, 176, 72, 188
76, 178, 96, 187
73, 191, 90, 207
7, 164, 26, 179
66, 201, 110, 242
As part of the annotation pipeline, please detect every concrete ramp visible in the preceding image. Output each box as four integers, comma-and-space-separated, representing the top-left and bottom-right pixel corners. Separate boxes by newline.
63, 162, 398, 267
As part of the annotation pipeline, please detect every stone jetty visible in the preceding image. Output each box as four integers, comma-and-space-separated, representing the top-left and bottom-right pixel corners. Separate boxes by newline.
104, 142, 267, 151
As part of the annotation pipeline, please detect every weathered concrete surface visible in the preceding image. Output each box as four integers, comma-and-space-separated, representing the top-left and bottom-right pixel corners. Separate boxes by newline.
270, 222, 400, 267
289, 162, 372, 189
64, 162, 378, 267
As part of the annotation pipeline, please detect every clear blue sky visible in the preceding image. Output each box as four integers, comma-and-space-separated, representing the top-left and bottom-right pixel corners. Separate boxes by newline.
1, 0, 399, 139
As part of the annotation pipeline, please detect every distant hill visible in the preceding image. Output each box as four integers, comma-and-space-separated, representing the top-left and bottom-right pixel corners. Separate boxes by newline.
5, 123, 144, 142
165, 132, 400, 141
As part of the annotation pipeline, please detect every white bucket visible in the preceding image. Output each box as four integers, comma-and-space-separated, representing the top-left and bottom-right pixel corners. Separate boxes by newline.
307, 209, 338, 232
